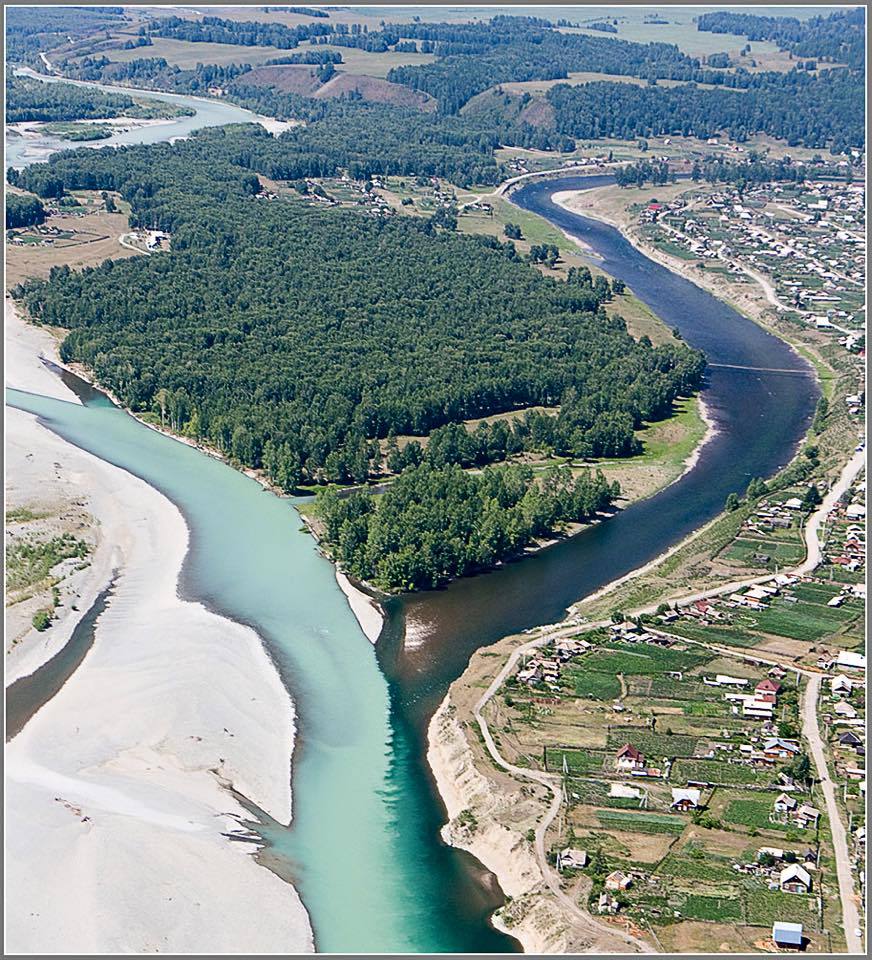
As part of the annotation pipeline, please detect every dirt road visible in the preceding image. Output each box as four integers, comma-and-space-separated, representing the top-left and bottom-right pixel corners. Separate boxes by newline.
802, 675, 864, 953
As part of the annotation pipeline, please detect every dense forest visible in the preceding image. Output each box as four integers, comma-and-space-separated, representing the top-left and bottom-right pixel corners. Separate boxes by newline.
547, 69, 863, 152
696, 8, 865, 69
150, 14, 333, 49
316, 463, 619, 592
6, 193, 46, 228
12, 125, 704, 495
5, 75, 193, 123
10, 91, 547, 189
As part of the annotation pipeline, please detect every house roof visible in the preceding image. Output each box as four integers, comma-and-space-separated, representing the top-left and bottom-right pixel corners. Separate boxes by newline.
616, 743, 643, 761
772, 922, 803, 945
837, 651, 866, 670
756, 678, 781, 693
671, 788, 702, 806
780, 864, 811, 887
775, 792, 797, 808
764, 738, 800, 753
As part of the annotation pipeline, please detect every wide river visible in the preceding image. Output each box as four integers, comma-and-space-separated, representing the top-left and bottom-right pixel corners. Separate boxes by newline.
7, 84, 818, 952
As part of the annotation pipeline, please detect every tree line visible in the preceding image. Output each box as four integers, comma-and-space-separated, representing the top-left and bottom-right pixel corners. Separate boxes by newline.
6, 193, 46, 228
546, 69, 863, 152
696, 8, 865, 70
5, 75, 193, 123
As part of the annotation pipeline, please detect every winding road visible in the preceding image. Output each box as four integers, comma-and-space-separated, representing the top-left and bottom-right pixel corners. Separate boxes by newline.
473, 637, 654, 954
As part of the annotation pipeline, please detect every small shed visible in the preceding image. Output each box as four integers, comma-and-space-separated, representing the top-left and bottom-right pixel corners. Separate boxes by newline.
670, 788, 702, 811
604, 870, 632, 891
772, 921, 803, 948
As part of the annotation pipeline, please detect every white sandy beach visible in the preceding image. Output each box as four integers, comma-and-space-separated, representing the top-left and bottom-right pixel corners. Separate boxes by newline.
5, 313, 313, 953
335, 570, 384, 644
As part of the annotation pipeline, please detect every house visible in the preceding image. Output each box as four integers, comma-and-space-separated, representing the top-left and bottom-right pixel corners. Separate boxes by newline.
831, 675, 854, 695
784, 497, 804, 510
772, 921, 804, 948
756, 678, 781, 697
780, 864, 812, 893
597, 892, 619, 914
558, 848, 588, 870
838, 732, 864, 754
604, 870, 632, 891
794, 804, 820, 828
763, 738, 801, 760
834, 701, 857, 719
743, 696, 775, 719
774, 793, 798, 816
615, 743, 645, 772
671, 788, 702, 811
836, 651, 866, 671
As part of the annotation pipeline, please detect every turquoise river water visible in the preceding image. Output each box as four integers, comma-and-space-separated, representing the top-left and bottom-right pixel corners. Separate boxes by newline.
7, 384, 514, 953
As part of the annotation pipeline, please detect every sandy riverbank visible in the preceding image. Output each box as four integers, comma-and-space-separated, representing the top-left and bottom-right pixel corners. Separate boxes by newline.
5, 317, 313, 953
335, 570, 384, 644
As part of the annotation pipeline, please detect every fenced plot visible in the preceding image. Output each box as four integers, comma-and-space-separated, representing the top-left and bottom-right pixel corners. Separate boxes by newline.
607, 726, 698, 758
595, 810, 686, 835
671, 758, 775, 787
679, 894, 743, 922
544, 746, 608, 776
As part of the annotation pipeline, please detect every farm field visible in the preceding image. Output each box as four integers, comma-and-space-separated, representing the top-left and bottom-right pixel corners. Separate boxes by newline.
490, 621, 848, 951
5, 193, 138, 290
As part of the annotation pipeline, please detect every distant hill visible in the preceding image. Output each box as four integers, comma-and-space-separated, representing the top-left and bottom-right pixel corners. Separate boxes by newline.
242, 65, 436, 111
461, 87, 555, 129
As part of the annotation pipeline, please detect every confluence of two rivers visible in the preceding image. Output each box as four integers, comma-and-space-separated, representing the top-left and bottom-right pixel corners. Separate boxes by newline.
7, 88, 817, 952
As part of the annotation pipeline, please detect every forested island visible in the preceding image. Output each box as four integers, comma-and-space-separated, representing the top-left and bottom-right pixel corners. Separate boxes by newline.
11, 115, 704, 588
6, 74, 194, 123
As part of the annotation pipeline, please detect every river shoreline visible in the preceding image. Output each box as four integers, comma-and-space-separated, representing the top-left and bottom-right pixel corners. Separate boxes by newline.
5, 315, 314, 954
423, 175, 824, 951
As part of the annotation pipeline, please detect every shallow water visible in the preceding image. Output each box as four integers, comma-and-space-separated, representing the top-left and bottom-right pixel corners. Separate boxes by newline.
6, 68, 265, 169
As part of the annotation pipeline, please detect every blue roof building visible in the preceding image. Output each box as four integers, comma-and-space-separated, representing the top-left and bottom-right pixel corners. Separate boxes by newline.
772, 922, 803, 948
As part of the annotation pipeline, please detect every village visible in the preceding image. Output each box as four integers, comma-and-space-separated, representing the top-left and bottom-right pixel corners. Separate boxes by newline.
638, 174, 866, 356
492, 482, 865, 953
